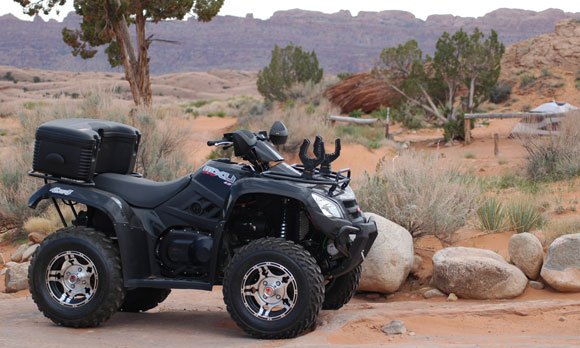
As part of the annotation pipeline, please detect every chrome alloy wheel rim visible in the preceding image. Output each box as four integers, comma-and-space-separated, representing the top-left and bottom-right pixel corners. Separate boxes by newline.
45, 251, 99, 308
241, 261, 298, 321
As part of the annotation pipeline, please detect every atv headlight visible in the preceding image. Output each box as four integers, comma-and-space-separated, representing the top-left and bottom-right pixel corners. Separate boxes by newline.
311, 193, 343, 218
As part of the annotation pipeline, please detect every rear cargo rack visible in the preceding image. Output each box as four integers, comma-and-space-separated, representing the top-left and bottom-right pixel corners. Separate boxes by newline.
28, 170, 90, 228
262, 165, 351, 195
28, 170, 95, 186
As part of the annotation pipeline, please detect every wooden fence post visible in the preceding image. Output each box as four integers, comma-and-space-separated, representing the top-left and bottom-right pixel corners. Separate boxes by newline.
494, 133, 499, 157
464, 117, 471, 144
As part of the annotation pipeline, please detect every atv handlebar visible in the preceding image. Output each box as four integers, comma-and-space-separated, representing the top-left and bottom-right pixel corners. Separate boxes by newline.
207, 140, 233, 147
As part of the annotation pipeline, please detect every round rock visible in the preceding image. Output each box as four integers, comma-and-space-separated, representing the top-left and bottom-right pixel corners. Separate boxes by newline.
508, 232, 544, 279
432, 247, 528, 299
541, 233, 580, 292
382, 320, 406, 335
359, 213, 414, 294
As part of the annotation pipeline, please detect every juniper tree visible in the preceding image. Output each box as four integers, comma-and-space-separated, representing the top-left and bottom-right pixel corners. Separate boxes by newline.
257, 44, 323, 102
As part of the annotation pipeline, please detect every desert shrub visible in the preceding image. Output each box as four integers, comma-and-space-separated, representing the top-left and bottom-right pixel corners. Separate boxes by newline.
0, 153, 46, 235
477, 197, 506, 232
521, 111, 580, 180
2, 71, 16, 82
519, 73, 536, 89
541, 216, 580, 247
336, 124, 384, 149
356, 151, 480, 241
336, 72, 352, 81
506, 200, 544, 233
489, 83, 512, 104
348, 109, 363, 118
370, 107, 388, 120
33, 76, 41, 83
391, 103, 425, 130
257, 44, 323, 101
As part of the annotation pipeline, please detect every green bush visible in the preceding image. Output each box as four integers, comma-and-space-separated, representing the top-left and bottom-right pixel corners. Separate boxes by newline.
348, 109, 363, 118
257, 44, 323, 101
519, 73, 536, 89
489, 83, 512, 104
506, 201, 544, 233
477, 197, 506, 232
391, 103, 424, 130
33, 76, 41, 83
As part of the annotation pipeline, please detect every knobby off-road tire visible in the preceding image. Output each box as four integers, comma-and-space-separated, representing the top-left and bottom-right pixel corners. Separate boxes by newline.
28, 226, 125, 327
120, 288, 171, 313
223, 238, 324, 339
322, 265, 362, 310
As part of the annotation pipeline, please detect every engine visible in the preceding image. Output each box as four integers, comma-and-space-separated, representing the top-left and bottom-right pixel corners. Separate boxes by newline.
156, 228, 214, 277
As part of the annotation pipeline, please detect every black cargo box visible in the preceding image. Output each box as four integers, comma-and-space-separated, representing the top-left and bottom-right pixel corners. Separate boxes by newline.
33, 118, 141, 181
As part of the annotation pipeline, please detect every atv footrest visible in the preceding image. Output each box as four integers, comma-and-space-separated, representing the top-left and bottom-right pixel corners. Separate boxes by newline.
125, 278, 212, 290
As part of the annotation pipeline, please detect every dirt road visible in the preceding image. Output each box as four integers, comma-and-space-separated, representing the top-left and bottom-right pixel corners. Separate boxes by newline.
1, 288, 579, 347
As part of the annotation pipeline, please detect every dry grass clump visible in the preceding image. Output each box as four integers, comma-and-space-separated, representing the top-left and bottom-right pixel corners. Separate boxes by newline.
522, 110, 580, 180
356, 151, 480, 241
540, 216, 580, 248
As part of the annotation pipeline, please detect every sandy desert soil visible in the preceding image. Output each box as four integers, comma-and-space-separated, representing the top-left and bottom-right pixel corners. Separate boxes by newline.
0, 288, 579, 347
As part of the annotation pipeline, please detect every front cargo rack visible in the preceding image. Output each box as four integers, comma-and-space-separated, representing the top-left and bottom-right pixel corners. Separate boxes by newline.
262, 165, 351, 196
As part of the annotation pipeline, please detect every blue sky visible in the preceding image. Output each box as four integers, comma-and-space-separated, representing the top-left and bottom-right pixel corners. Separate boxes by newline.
1, 0, 578, 21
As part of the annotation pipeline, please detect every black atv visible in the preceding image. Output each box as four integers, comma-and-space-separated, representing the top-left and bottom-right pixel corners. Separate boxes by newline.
26, 118, 377, 338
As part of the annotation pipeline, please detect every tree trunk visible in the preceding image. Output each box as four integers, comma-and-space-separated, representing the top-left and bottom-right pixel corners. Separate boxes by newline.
135, 12, 152, 106
108, 0, 151, 107
468, 77, 476, 113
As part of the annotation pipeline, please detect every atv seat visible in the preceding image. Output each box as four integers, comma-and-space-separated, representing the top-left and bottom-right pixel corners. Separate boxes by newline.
93, 173, 191, 208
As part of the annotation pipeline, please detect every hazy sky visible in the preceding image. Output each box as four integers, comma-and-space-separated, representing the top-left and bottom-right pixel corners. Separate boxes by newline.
1, 0, 578, 21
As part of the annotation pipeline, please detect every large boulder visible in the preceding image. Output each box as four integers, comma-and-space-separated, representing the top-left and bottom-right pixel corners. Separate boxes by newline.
432, 247, 528, 299
4, 261, 30, 293
541, 233, 580, 292
359, 213, 414, 294
508, 232, 544, 279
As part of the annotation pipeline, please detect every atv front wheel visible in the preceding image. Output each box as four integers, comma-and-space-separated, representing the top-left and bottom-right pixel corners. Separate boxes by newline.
223, 238, 324, 339
322, 265, 361, 310
120, 288, 171, 313
28, 226, 125, 327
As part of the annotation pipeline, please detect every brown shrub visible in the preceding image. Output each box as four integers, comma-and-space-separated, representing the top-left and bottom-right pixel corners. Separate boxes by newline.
356, 151, 481, 241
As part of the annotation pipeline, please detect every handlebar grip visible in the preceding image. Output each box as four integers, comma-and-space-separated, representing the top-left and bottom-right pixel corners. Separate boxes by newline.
207, 140, 219, 146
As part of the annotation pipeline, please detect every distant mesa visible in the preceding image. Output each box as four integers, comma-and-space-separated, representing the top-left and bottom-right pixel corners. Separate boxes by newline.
0, 8, 578, 74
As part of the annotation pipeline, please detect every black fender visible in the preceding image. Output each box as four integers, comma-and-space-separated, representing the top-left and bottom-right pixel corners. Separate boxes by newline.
224, 177, 352, 239
28, 183, 150, 282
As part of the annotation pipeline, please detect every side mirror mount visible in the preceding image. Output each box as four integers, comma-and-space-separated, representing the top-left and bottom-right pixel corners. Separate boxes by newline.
269, 121, 288, 146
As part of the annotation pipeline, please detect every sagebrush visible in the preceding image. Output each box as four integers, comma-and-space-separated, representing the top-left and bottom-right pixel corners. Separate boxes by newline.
356, 151, 480, 241
522, 111, 580, 180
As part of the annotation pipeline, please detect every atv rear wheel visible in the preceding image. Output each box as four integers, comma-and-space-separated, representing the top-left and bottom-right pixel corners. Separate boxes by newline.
28, 226, 125, 327
322, 265, 361, 310
223, 238, 324, 339
120, 288, 171, 313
